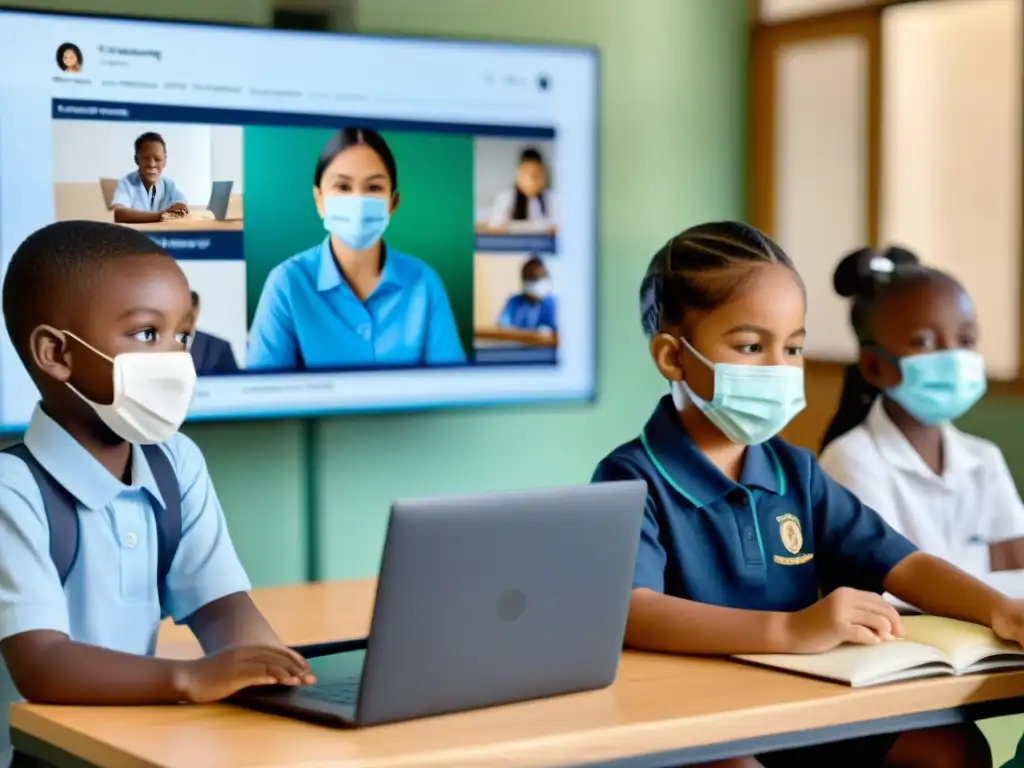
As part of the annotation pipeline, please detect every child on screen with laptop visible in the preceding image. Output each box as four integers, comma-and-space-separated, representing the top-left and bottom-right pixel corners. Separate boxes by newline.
0, 220, 314, 766
591, 220, 1024, 767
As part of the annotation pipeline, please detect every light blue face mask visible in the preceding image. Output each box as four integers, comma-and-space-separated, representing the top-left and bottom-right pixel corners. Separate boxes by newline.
323, 195, 390, 251
883, 348, 987, 426
677, 337, 806, 446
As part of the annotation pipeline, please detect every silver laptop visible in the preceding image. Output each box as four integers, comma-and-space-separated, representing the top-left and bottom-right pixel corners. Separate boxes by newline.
232, 480, 646, 727
206, 180, 233, 219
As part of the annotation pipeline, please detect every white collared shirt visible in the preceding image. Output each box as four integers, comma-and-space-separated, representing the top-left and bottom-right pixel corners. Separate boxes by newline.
487, 188, 559, 230
819, 399, 1024, 597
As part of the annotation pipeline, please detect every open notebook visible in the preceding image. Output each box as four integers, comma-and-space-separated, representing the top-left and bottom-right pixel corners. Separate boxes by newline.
735, 616, 1024, 687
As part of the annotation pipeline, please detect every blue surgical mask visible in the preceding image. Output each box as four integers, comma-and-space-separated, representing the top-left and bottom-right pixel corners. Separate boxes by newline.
322, 195, 390, 251
677, 337, 806, 445
884, 348, 986, 425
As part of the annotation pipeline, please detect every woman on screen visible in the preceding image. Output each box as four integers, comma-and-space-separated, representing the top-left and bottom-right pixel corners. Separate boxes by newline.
486, 147, 558, 233
246, 128, 467, 371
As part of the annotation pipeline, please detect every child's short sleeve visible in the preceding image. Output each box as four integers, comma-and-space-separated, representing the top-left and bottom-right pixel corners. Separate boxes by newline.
980, 445, 1024, 543
592, 457, 665, 593
809, 457, 918, 594
0, 455, 70, 640
110, 175, 133, 209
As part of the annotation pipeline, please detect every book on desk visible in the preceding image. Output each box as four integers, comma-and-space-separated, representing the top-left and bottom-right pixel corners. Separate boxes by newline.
735, 615, 1024, 687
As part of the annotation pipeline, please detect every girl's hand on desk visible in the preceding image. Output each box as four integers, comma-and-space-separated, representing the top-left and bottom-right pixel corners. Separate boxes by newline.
991, 599, 1024, 647
783, 587, 904, 654
172, 644, 315, 703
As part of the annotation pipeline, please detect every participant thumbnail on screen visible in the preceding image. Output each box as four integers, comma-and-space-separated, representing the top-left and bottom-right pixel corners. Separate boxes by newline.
50, 113, 248, 377
474, 137, 557, 254
51, 119, 244, 231
473, 252, 559, 365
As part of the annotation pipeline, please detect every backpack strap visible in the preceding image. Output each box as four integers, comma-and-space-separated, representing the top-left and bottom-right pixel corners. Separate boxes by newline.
140, 444, 183, 608
2, 443, 80, 585
2, 443, 183, 604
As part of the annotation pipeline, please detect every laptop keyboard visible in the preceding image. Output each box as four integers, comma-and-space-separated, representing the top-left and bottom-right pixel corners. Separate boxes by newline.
310, 675, 362, 706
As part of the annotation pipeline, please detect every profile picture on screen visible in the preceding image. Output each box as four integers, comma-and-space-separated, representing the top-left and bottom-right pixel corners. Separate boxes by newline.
246, 126, 467, 372
56, 42, 82, 73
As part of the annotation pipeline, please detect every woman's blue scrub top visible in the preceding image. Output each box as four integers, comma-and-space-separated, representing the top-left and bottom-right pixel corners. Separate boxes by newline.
246, 238, 467, 370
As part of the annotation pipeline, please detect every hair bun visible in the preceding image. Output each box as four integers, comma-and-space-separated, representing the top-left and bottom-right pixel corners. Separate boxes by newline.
833, 245, 920, 298
884, 246, 919, 270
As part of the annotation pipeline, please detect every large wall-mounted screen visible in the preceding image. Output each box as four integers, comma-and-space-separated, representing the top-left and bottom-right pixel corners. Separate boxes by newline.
0, 9, 599, 428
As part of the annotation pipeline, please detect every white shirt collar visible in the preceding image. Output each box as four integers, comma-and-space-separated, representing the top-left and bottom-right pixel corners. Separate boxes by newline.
865, 398, 983, 483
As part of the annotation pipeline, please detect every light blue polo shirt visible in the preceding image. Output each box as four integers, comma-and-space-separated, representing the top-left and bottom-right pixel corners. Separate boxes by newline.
246, 238, 467, 370
111, 171, 187, 212
0, 405, 250, 764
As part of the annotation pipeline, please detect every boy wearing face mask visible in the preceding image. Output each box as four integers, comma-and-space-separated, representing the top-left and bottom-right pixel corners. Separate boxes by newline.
590, 222, 1024, 768
0, 221, 313, 766
819, 247, 1024, 598
497, 256, 557, 333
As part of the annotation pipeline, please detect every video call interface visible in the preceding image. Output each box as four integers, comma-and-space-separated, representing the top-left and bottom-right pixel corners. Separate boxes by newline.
0, 11, 598, 428
51, 103, 561, 372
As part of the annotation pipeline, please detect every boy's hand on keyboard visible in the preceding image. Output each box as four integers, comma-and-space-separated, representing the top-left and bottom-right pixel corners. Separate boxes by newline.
173, 644, 315, 703
783, 587, 904, 654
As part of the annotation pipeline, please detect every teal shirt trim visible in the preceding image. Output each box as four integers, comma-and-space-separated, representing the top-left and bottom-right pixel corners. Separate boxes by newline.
639, 428, 701, 507
639, 427, 787, 569
762, 441, 787, 495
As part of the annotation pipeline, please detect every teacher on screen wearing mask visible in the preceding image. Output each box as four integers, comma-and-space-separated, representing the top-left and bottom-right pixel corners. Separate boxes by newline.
246, 128, 466, 371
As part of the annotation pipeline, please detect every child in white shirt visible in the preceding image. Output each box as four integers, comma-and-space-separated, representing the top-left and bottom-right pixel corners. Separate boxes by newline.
819, 246, 1024, 597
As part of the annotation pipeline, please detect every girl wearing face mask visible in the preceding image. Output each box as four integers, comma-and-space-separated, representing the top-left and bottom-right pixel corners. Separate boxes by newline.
246, 128, 466, 371
591, 222, 1009, 768
497, 256, 557, 333
819, 247, 1024, 598
486, 148, 558, 234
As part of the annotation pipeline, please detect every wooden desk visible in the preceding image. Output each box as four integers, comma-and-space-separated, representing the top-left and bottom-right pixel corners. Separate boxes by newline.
128, 218, 243, 232
12, 580, 1024, 768
474, 327, 558, 348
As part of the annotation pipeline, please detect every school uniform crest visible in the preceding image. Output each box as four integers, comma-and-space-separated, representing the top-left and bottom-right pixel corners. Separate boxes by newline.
773, 513, 813, 565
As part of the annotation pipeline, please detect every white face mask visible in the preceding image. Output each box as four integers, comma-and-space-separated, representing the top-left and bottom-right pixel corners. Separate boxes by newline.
524, 278, 551, 299
61, 331, 197, 444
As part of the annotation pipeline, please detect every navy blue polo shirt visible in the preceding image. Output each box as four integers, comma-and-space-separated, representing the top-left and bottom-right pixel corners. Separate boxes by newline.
592, 396, 917, 611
